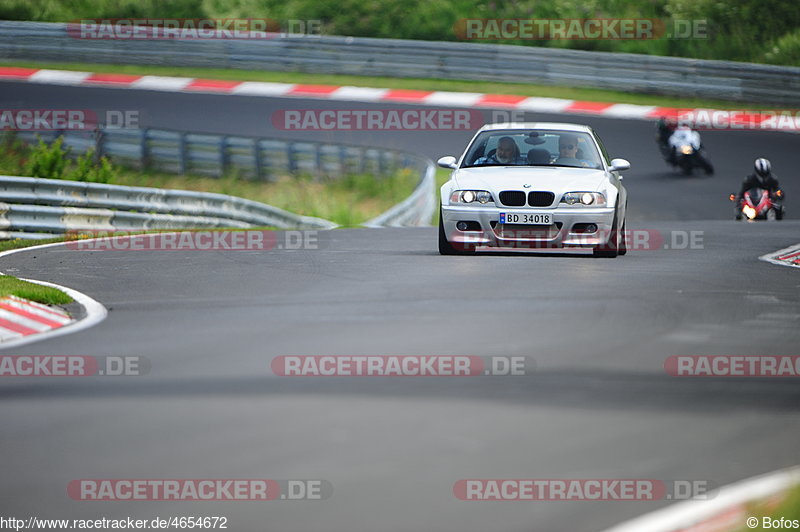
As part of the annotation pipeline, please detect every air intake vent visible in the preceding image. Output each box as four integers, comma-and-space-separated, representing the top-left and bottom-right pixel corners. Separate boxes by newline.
528, 191, 555, 207
499, 191, 526, 207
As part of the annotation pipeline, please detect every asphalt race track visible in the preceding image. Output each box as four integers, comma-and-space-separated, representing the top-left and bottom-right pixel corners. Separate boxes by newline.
0, 81, 799, 532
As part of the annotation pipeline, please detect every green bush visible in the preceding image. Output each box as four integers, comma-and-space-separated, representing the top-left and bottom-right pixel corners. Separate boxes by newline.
762, 27, 800, 65
19, 137, 118, 182
69, 149, 115, 183
24, 136, 68, 179
0, 0, 206, 22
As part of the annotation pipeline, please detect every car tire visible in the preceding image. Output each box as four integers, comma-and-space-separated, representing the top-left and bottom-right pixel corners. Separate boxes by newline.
593, 213, 619, 258
618, 217, 627, 256
438, 206, 474, 255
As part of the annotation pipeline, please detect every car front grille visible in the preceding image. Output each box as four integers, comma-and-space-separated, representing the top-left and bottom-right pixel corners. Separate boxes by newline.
499, 191, 526, 207
499, 190, 555, 207
528, 191, 555, 207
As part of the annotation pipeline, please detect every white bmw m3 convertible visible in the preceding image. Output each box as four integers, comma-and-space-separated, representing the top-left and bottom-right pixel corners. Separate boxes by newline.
438, 123, 631, 257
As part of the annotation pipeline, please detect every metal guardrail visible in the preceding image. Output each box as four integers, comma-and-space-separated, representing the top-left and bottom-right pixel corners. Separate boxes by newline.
1, 126, 436, 237
0, 175, 338, 238
15, 128, 407, 182
363, 162, 436, 228
1, 21, 799, 105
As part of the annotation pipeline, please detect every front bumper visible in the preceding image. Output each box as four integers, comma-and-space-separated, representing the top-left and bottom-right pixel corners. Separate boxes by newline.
441, 204, 616, 249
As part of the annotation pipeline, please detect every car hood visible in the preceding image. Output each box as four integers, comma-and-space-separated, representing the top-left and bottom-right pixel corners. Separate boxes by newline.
452, 166, 608, 194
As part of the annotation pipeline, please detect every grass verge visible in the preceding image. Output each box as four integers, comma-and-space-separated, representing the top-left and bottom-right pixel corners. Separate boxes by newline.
0, 236, 69, 253
733, 485, 800, 531
90, 171, 419, 227
0, 274, 72, 305
0, 59, 781, 111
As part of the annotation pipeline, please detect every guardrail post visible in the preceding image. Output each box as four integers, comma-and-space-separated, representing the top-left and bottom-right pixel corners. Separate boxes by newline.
287, 142, 297, 174
219, 136, 227, 177
358, 148, 366, 175
140, 128, 149, 170
315, 143, 323, 178
338, 146, 347, 177
179, 132, 187, 175
253, 139, 263, 180
94, 126, 105, 163
378, 150, 386, 177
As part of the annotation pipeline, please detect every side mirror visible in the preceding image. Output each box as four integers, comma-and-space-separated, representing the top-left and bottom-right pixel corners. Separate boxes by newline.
437, 156, 458, 169
609, 158, 630, 172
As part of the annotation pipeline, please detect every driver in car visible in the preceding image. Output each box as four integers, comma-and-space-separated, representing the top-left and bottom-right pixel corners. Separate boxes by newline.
474, 136, 525, 165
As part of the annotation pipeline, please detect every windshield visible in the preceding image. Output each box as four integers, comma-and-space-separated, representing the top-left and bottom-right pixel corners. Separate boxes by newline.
461, 129, 604, 170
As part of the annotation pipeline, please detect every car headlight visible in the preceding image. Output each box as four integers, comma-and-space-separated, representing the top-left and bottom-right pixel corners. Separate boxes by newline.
560, 192, 606, 206
450, 190, 494, 204
680, 145, 693, 155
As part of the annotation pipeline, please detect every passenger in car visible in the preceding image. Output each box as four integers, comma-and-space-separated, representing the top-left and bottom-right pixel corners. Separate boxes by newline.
555, 135, 598, 168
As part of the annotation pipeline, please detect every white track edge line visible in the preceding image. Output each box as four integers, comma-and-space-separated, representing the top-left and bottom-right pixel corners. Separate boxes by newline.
0, 241, 108, 349
759, 242, 800, 269
600, 465, 800, 532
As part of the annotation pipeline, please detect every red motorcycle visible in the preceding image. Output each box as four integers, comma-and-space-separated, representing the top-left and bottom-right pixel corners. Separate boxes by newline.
730, 187, 784, 221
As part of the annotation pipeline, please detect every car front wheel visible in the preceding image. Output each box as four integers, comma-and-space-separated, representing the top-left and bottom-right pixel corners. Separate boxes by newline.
438, 206, 475, 255
593, 214, 620, 258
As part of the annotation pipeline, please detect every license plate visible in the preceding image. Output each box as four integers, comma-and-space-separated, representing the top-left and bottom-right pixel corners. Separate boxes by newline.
500, 212, 552, 225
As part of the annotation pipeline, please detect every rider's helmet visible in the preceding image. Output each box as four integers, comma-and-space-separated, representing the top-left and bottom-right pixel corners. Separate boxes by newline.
754, 158, 771, 181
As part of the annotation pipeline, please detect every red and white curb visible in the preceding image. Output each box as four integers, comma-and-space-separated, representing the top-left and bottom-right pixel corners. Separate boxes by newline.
600, 466, 800, 532
1, 66, 798, 131
760, 243, 800, 269
0, 242, 108, 349
0, 294, 72, 343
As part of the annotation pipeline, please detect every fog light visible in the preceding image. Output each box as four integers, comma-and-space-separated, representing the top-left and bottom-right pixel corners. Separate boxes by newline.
586, 224, 598, 233
456, 221, 469, 231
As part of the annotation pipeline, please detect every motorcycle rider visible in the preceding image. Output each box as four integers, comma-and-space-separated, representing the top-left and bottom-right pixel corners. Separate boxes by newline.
655, 116, 676, 156
735, 158, 783, 220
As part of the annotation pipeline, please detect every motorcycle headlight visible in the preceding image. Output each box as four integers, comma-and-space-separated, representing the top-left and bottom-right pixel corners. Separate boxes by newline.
742, 205, 757, 220
450, 190, 494, 204
560, 192, 606, 206
680, 145, 693, 155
